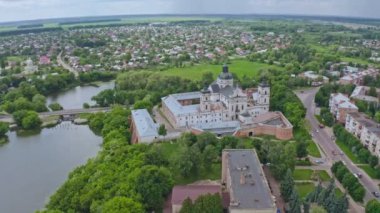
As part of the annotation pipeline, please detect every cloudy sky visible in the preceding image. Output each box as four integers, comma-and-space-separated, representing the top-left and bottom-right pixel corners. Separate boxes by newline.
0, 0, 380, 22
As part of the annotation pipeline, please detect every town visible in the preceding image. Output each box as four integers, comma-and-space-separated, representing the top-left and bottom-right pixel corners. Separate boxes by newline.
1, 13, 380, 213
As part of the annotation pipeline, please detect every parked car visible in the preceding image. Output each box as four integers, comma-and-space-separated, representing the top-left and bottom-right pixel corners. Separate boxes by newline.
319, 124, 325, 128
373, 191, 380, 198
315, 159, 324, 164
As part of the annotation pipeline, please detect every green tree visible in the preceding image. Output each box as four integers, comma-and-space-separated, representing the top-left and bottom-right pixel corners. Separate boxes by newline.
48, 103, 63, 111
21, 111, 42, 130
192, 193, 223, 213
296, 140, 308, 158
201, 72, 214, 87
158, 124, 167, 137
311, 206, 327, 213
289, 187, 302, 213
365, 199, 380, 213
180, 197, 194, 213
284, 102, 305, 128
101, 197, 144, 213
202, 145, 219, 170
0, 122, 9, 138
281, 169, 295, 202
133, 100, 153, 112
128, 165, 173, 211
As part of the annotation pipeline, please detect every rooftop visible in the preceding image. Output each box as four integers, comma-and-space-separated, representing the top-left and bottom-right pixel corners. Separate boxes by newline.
162, 94, 200, 116
348, 112, 380, 137
224, 149, 275, 210
131, 109, 159, 138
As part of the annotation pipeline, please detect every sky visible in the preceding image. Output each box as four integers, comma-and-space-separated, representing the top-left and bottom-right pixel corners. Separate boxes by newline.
0, 0, 380, 22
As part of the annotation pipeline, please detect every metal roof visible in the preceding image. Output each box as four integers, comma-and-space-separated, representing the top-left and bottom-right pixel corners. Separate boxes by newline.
131, 109, 159, 138
224, 149, 275, 210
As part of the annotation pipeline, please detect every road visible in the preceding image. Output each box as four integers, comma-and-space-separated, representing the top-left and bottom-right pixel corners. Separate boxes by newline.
296, 87, 379, 204
57, 51, 79, 78
0, 107, 111, 123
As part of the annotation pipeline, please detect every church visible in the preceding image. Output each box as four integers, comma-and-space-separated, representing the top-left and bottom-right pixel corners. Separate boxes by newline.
161, 65, 293, 140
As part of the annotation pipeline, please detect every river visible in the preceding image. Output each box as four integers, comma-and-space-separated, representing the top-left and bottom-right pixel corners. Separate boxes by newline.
47, 81, 115, 109
0, 82, 113, 213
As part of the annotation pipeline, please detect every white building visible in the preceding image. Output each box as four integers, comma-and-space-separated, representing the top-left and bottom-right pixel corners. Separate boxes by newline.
162, 65, 270, 129
130, 109, 159, 144
346, 112, 380, 158
23, 58, 38, 74
329, 93, 358, 123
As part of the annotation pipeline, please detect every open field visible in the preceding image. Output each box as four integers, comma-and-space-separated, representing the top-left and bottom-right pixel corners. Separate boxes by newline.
160, 60, 283, 80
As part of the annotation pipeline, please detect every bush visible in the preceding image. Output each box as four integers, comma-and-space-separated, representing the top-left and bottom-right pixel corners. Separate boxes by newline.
331, 161, 365, 202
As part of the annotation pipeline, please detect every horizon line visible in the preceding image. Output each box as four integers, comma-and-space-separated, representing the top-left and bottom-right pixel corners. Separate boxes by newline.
1, 13, 380, 26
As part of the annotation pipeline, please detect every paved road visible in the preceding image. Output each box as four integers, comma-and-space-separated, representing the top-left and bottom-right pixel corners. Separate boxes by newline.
57, 51, 79, 78
296, 87, 379, 204
0, 107, 111, 123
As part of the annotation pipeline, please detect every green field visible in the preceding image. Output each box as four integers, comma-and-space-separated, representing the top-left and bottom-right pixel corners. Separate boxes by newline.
359, 165, 380, 179
293, 169, 314, 180
160, 60, 282, 80
336, 140, 361, 164
307, 140, 322, 158
293, 169, 331, 181
296, 182, 315, 199
315, 170, 331, 182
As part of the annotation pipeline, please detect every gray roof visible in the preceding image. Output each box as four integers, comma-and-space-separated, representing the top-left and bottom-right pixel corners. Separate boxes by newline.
220, 85, 234, 97
225, 149, 275, 210
348, 112, 380, 137
131, 109, 159, 138
210, 83, 220, 93
162, 93, 200, 116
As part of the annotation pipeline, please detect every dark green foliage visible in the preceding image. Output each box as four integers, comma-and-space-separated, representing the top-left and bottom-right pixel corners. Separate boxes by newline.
48, 103, 63, 111
281, 169, 295, 202
44, 107, 172, 212
289, 187, 302, 213
320, 108, 334, 127
128, 165, 173, 211
306, 179, 349, 213
267, 142, 297, 180
101, 197, 144, 213
158, 124, 167, 137
365, 199, 380, 213
334, 124, 379, 169
174, 145, 201, 177
13, 110, 41, 130
331, 161, 365, 202
0, 122, 9, 137
296, 140, 308, 158
79, 72, 116, 83
180, 193, 223, 213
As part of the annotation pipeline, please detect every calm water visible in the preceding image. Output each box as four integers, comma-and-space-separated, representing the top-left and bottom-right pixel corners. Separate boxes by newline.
0, 123, 102, 213
47, 81, 115, 109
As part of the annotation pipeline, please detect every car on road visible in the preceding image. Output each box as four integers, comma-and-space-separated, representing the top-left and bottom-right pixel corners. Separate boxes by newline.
354, 173, 362, 178
373, 191, 380, 198
319, 124, 325, 128
315, 159, 324, 164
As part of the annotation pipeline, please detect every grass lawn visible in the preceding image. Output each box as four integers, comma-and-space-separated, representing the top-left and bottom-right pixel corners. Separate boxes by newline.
160, 60, 283, 80
336, 140, 361, 164
315, 170, 331, 182
293, 169, 313, 180
359, 165, 380, 179
296, 182, 315, 199
335, 188, 344, 197
307, 140, 322, 158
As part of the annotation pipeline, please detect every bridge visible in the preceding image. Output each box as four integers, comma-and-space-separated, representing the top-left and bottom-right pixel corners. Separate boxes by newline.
0, 107, 111, 123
